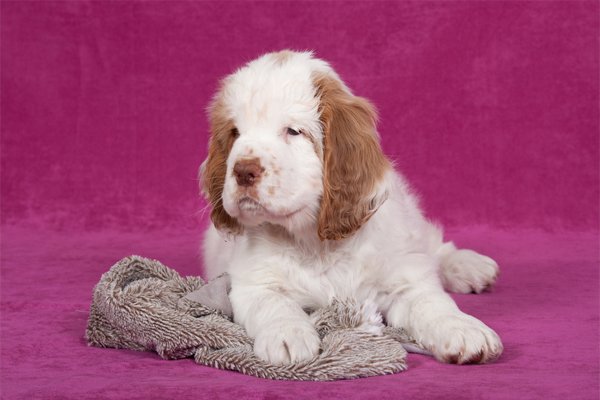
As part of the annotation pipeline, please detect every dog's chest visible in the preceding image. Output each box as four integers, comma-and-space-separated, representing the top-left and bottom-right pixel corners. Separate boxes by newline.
281, 242, 383, 308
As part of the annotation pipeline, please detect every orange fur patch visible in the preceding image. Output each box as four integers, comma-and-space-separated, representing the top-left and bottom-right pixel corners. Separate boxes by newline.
312, 73, 391, 241
201, 86, 243, 234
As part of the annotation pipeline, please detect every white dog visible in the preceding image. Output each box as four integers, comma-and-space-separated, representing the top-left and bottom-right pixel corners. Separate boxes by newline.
200, 50, 503, 365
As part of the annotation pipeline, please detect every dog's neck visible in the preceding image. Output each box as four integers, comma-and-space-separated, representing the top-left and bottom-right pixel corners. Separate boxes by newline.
248, 221, 342, 257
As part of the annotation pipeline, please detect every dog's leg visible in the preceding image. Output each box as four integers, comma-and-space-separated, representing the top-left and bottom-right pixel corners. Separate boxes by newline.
229, 283, 320, 365
385, 255, 503, 364
436, 242, 499, 294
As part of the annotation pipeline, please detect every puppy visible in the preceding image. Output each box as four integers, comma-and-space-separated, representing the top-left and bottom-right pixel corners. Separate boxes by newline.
200, 50, 503, 365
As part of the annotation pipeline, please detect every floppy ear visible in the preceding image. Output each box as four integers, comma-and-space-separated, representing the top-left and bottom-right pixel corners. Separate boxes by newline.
200, 88, 243, 235
313, 73, 391, 241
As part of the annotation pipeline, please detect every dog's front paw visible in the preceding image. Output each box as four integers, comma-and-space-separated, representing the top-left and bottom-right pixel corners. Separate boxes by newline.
253, 320, 320, 365
426, 314, 503, 364
441, 249, 499, 293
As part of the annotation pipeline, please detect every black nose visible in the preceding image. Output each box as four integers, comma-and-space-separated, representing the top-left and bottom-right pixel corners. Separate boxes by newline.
233, 158, 263, 187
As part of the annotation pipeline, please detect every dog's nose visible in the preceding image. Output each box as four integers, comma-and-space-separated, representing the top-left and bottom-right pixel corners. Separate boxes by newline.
233, 158, 263, 187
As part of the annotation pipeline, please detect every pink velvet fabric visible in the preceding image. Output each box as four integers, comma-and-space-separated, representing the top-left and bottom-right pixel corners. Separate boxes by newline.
1, 1, 598, 399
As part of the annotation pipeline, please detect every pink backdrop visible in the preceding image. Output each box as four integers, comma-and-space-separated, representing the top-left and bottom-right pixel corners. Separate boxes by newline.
1, 2, 598, 399
2, 1, 597, 231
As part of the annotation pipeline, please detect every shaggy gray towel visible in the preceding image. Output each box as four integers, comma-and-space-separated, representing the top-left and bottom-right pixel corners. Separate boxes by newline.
85, 255, 426, 381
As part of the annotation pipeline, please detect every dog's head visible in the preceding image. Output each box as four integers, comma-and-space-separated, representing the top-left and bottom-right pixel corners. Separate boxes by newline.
200, 51, 390, 240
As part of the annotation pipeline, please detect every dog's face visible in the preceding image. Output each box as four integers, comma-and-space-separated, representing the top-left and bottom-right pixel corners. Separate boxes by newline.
201, 51, 390, 240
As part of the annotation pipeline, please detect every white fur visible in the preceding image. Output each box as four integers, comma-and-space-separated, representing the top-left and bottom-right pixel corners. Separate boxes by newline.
202, 51, 502, 365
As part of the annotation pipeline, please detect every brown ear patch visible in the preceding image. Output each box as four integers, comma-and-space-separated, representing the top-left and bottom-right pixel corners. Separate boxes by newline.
313, 73, 391, 241
201, 88, 243, 235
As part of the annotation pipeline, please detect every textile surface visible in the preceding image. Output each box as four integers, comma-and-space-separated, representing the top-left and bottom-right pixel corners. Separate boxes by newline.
1, 1, 598, 399
86, 255, 417, 381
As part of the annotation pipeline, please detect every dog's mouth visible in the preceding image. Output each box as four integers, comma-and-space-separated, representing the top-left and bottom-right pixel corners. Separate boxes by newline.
238, 197, 266, 214
236, 197, 304, 220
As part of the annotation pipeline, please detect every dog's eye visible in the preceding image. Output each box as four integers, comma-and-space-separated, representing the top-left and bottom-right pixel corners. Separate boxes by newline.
231, 127, 240, 138
286, 127, 301, 136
